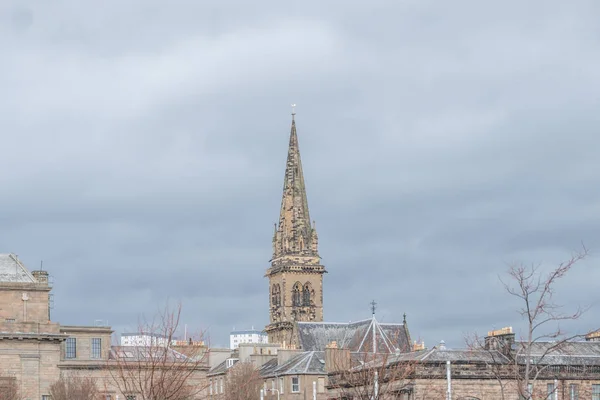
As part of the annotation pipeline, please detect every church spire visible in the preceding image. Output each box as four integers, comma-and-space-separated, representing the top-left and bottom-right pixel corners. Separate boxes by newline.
272, 112, 318, 259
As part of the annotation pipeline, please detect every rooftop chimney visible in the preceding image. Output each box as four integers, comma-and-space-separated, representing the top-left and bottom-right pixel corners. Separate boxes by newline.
484, 326, 515, 355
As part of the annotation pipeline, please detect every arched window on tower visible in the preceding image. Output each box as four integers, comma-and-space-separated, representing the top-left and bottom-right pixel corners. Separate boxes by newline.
271, 284, 281, 307
292, 282, 302, 307
303, 282, 313, 306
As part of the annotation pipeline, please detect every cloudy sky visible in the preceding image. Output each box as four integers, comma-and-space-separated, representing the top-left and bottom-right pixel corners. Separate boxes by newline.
1, 0, 599, 348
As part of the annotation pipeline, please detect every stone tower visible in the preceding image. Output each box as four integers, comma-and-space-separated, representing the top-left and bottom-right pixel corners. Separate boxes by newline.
265, 113, 326, 346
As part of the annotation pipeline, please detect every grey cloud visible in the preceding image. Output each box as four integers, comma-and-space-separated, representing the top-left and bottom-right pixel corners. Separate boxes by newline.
1, 0, 599, 349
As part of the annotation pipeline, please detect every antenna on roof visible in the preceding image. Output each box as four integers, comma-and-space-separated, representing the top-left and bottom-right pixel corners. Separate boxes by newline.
40, 260, 43, 271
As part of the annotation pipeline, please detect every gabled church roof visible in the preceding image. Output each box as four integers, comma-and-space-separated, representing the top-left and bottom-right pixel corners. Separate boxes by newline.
296, 315, 411, 353
0, 253, 37, 283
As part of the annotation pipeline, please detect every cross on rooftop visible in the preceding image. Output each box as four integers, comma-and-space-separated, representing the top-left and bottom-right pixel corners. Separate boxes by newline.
370, 300, 377, 315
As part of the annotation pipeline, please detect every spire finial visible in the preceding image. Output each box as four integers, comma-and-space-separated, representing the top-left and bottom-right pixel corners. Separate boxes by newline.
291, 103, 296, 120
370, 300, 377, 316
403, 312, 407, 323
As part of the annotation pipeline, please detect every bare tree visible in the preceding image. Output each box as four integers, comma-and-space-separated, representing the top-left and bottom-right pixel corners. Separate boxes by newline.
500, 245, 589, 399
50, 375, 99, 400
223, 362, 262, 400
464, 332, 514, 400
0, 377, 20, 400
108, 302, 209, 400
328, 351, 416, 400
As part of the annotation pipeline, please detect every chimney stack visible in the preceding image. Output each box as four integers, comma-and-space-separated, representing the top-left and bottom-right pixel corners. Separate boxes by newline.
484, 326, 515, 355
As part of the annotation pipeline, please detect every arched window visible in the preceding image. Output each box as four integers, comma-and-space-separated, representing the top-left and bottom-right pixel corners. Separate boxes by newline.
303, 283, 313, 306
292, 282, 302, 306
271, 284, 281, 307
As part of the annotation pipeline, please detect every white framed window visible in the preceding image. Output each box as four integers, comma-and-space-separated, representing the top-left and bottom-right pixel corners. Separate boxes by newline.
291, 376, 300, 393
570, 384, 579, 400
65, 337, 76, 359
592, 384, 600, 400
272, 379, 275, 390
547, 383, 555, 399
42, 396, 51, 400
91, 337, 102, 359
279, 377, 284, 392
220, 377, 224, 394
209, 379, 213, 395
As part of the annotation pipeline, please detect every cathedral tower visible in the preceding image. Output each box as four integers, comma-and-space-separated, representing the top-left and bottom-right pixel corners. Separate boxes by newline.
265, 112, 326, 346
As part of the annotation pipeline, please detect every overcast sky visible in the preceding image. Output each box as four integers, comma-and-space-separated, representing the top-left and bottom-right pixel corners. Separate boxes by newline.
1, 0, 599, 348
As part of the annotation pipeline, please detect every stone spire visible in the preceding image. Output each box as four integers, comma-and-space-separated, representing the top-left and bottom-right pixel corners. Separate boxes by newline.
272, 115, 319, 259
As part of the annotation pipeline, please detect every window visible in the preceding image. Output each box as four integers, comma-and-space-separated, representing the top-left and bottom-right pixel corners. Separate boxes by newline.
292, 283, 302, 306
271, 284, 281, 307
126, 396, 136, 400
569, 384, 579, 400
303, 283, 312, 306
279, 377, 284, 392
220, 377, 223, 394
105, 396, 112, 400
42, 396, 51, 400
91, 338, 101, 359
592, 384, 600, 400
209, 379, 213, 395
547, 383, 555, 399
272, 379, 275, 390
65, 337, 76, 359
318, 377, 325, 393
214, 379, 218, 395
291, 376, 300, 393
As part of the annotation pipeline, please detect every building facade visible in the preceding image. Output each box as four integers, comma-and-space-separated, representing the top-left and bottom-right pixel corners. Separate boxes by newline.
120, 332, 170, 347
0, 253, 209, 399
230, 329, 268, 349
265, 113, 326, 346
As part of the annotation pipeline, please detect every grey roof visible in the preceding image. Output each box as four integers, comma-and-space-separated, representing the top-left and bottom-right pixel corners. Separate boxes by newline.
379, 346, 510, 369
259, 358, 280, 377
109, 346, 190, 362
297, 317, 410, 353
516, 341, 600, 366
261, 351, 325, 377
208, 359, 230, 376
0, 254, 36, 283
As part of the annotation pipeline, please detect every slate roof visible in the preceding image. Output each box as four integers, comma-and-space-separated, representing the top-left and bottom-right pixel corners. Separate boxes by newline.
0, 254, 36, 283
108, 346, 190, 362
297, 316, 410, 353
260, 351, 326, 377
370, 346, 509, 370
516, 341, 600, 366
208, 359, 230, 376
259, 358, 280, 377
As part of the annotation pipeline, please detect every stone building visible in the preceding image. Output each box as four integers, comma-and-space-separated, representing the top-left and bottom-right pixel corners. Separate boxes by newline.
326, 328, 600, 400
0, 253, 64, 399
264, 113, 411, 352
258, 312, 412, 400
0, 253, 210, 399
260, 114, 413, 400
265, 112, 327, 346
